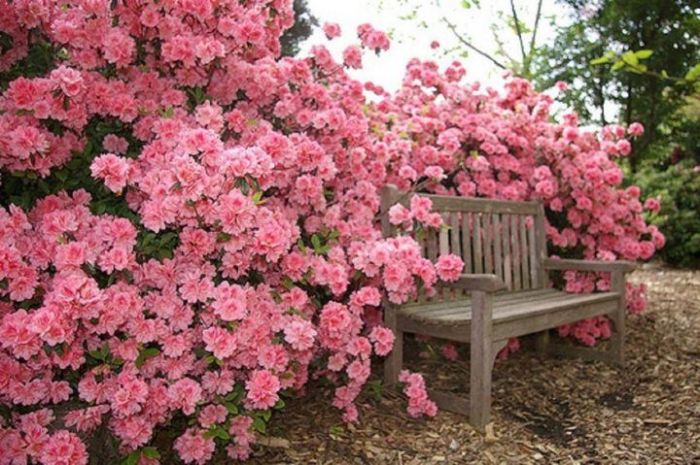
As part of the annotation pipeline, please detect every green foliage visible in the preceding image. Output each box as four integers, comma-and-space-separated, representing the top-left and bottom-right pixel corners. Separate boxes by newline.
635, 159, 700, 268
279, 0, 317, 57
535, 0, 700, 172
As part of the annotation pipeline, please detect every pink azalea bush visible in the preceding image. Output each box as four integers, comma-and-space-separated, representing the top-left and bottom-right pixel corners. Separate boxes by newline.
0, 1, 661, 463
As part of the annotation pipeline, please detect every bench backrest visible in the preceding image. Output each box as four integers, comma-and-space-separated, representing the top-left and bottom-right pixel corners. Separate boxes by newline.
381, 185, 548, 292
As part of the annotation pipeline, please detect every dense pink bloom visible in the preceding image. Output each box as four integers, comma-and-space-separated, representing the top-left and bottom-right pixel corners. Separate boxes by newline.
174, 429, 216, 465
399, 370, 437, 418
435, 254, 464, 282
369, 326, 395, 356
40, 431, 88, 465
246, 370, 280, 410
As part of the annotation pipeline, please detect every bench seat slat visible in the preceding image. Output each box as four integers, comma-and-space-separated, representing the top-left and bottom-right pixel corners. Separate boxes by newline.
398, 290, 619, 326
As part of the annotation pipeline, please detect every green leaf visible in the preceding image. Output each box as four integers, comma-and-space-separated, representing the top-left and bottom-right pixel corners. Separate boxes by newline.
135, 347, 160, 368
634, 49, 653, 59
611, 60, 626, 71
207, 425, 230, 441
216, 232, 232, 242
310, 234, 323, 253
123, 451, 139, 465
621, 51, 638, 66
223, 401, 239, 415
142, 447, 160, 459
273, 399, 285, 410
252, 416, 266, 434
685, 63, 700, 82
590, 55, 611, 65
261, 409, 272, 422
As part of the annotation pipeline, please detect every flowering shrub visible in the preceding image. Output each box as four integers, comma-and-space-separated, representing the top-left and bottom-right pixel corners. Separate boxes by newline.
0, 1, 661, 463
369, 60, 662, 345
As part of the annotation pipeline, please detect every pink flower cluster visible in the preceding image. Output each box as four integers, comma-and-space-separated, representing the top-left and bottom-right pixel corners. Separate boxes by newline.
0, 1, 661, 463
398, 370, 437, 418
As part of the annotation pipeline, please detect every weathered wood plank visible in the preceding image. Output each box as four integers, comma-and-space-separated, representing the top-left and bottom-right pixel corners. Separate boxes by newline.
502, 214, 512, 290
426, 228, 438, 261
439, 214, 450, 256
519, 215, 530, 289
461, 213, 472, 274
422, 194, 541, 215
511, 215, 522, 290
543, 258, 637, 272
470, 290, 493, 430
483, 213, 493, 274
494, 298, 618, 340
450, 213, 461, 258
424, 289, 578, 320
383, 304, 403, 386
493, 213, 503, 283
528, 217, 539, 289
473, 213, 483, 273
535, 202, 548, 288
380, 185, 401, 237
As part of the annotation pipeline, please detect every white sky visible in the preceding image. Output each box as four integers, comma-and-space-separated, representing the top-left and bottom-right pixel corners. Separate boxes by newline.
301, 0, 570, 92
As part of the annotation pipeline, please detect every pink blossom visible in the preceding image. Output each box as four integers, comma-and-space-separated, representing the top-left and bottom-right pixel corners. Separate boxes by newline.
435, 254, 464, 282
246, 370, 280, 410
628, 122, 644, 136
174, 429, 216, 465
323, 22, 342, 39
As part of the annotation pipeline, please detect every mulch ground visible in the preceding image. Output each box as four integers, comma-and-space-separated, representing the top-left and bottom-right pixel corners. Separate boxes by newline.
249, 266, 700, 464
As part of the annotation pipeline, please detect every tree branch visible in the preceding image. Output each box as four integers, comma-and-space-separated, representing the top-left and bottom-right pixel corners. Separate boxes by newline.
443, 18, 508, 70
509, 0, 527, 65
525, 0, 544, 75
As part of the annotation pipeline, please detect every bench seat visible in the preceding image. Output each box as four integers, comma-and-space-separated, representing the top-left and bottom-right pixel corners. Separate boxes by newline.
398, 289, 620, 341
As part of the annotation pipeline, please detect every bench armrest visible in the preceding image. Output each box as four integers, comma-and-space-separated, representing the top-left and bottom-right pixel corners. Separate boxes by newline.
441, 273, 506, 293
543, 258, 637, 273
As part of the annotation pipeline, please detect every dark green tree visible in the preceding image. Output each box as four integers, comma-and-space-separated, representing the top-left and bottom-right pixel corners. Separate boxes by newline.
280, 0, 318, 57
534, 0, 700, 173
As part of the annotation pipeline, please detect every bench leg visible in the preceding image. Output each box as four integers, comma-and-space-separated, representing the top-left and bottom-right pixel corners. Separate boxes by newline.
383, 306, 403, 386
534, 330, 550, 357
469, 337, 507, 431
609, 306, 625, 367
609, 270, 626, 367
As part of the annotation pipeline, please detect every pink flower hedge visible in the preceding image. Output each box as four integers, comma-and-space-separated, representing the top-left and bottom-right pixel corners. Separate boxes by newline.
0, 1, 661, 463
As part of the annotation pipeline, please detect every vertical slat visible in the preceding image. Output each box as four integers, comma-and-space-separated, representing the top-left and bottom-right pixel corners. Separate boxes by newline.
380, 185, 400, 238
473, 213, 483, 273
426, 228, 439, 301
426, 228, 438, 261
449, 212, 462, 300
461, 213, 472, 274
439, 214, 450, 256
535, 202, 548, 288
492, 214, 503, 282
502, 214, 512, 290
439, 220, 449, 301
450, 213, 461, 257
511, 215, 522, 290
519, 215, 530, 289
528, 216, 539, 289
483, 213, 493, 274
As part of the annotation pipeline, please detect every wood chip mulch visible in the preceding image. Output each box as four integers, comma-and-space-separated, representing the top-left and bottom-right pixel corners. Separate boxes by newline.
248, 266, 700, 465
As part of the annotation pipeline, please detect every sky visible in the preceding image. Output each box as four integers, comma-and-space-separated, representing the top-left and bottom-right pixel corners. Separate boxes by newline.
300, 0, 570, 92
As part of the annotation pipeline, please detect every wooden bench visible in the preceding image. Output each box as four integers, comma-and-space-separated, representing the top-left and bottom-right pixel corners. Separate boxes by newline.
380, 185, 636, 431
